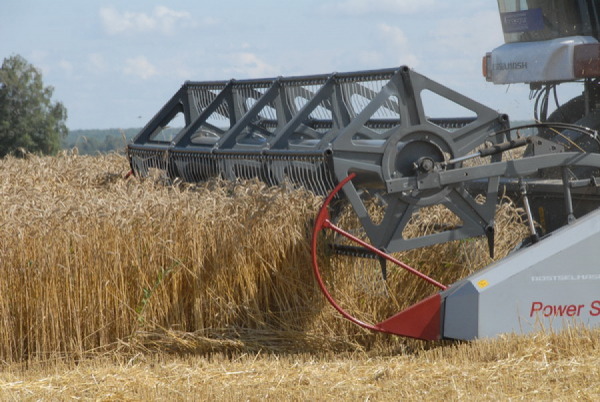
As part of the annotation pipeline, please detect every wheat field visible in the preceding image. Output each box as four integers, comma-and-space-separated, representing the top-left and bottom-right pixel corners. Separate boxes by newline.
0, 152, 598, 400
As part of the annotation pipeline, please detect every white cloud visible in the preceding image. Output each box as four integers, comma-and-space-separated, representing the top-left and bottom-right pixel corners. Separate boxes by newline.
224, 53, 278, 78
378, 23, 408, 47
123, 56, 157, 80
154, 6, 192, 34
200, 16, 220, 27
27, 50, 51, 75
434, 11, 503, 57
422, 10, 503, 81
377, 24, 419, 67
174, 66, 193, 80
29, 49, 48, 63
320, 0, 435, 16
356, 50, 385, 66
99, 7, 154, 35
58, 60, 73, 75
86, 53, 108, 74
100, 6, 192, 35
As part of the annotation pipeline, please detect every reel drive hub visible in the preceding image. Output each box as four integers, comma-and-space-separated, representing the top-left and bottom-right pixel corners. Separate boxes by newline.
382, 128, 453, 202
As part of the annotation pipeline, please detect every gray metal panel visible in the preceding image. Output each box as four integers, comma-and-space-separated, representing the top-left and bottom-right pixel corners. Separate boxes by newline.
441, 280, 479, 339
444, 207, 600, 340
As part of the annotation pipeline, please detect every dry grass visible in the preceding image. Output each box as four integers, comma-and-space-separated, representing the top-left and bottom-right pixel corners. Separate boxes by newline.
1, 328, 599, 400
0, 151, 598, 399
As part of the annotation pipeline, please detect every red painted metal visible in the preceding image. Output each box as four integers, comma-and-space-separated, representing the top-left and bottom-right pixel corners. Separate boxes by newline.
323, 221, 447, 290
311, 173, 445, 340
375, 294, 442, 340
311, 174, 380, 332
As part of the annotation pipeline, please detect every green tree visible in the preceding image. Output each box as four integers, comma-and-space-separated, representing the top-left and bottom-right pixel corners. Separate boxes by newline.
0, 54, 68, 157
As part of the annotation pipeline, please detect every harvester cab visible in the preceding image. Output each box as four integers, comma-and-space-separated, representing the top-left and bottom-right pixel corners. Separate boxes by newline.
485, 1, 600, 141
127, 2, 600, 342
485, 0, 600, 87
482, 1, 600, 247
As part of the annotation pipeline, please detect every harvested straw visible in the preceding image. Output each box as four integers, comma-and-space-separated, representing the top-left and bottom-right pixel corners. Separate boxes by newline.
1, 327, 599, 400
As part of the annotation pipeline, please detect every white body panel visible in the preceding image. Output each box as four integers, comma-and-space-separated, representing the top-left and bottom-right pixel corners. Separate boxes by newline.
443, 208, 600, 340
489, 36, 598, 84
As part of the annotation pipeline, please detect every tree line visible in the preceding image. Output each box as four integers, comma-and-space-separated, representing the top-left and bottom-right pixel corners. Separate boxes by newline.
63, 128, 139, 155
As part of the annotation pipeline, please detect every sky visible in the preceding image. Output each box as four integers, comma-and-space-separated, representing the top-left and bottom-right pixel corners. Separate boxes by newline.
0, 0, 584, 130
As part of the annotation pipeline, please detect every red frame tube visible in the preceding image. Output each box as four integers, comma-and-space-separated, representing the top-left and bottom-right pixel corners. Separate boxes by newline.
311, 173, 446, 338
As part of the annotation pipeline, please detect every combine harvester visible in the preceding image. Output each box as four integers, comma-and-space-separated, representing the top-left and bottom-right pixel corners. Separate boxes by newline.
128, 1, 600, 340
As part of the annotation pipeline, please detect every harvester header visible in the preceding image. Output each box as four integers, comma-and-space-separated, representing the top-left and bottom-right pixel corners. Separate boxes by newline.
128, 64, 600, 341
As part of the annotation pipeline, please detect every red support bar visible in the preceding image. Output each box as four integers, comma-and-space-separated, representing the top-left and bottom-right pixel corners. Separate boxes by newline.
311, 173, 445, 340
311, 174, 380, 332
323, 220, 447, 290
